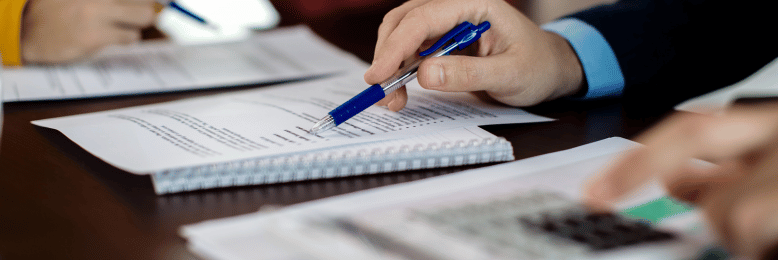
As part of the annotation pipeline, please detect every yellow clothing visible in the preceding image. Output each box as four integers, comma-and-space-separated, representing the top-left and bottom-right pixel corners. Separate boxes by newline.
1, 0, 28, 66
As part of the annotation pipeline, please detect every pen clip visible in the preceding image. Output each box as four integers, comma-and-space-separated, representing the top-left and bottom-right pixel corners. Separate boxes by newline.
419, 21, 491, 57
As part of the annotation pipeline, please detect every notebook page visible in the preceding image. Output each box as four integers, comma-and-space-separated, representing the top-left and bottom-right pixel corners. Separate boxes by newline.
284, 125, 498, 160
32, 73, 553, 174
1, 26, 365, 102
150, 125, 512, 194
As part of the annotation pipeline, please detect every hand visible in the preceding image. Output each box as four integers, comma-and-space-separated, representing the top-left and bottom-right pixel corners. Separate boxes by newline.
20, 0, 157, 64
365, 0, 585, 111
584, 102, 778, 259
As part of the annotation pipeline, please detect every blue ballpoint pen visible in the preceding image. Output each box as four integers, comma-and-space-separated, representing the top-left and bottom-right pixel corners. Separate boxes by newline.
309, 21, 491, 134
158, 0, 218, 30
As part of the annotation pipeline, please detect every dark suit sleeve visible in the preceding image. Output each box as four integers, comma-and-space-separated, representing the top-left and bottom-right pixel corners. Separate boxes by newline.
568, 0, 778, 114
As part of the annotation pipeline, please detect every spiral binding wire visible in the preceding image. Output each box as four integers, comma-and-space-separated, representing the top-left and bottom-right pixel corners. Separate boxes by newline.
151, 137, 514, 194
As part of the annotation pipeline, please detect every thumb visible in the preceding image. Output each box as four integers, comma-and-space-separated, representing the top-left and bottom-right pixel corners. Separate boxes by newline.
416, 54, 536, 106
417, 55, 515, 92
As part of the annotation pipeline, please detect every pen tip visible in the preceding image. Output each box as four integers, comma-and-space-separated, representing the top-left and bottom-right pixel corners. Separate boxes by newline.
310, 115, 335, 135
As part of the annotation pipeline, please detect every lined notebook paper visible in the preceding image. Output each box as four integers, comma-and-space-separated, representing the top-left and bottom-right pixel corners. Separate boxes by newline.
1, 26, 365, 102
33, 73, 553, 194
152, 126, 513, 194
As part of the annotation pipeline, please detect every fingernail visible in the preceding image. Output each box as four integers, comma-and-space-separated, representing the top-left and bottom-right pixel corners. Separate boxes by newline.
425, 64, 444, 89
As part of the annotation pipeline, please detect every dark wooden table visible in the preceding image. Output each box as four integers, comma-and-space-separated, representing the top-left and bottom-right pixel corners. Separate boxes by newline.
0, 3, 668, 259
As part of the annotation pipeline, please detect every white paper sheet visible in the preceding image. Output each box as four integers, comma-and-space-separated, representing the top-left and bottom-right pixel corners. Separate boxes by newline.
1, 26, 366, 102
676, 57, 778, 114
32, 73, 553, 173
180, 138, 712, 260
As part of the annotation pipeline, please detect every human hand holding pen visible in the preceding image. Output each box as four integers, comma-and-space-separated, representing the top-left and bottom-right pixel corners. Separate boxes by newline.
21, 0, 158, 64
584, 102, 778, 259
310, 21, 490, 134
365, 0, 585, 111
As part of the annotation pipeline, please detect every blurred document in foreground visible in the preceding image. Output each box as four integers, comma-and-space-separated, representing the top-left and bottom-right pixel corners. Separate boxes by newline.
33, 73, 552, 194
1, 26, 365, 102
181, 137, 714, 260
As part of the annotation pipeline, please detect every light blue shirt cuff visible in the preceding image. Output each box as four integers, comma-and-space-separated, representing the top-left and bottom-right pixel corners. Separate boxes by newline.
542, 18, 624, 99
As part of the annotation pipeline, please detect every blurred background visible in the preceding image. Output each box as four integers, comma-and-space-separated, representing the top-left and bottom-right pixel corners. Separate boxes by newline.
149, 0, 618, 62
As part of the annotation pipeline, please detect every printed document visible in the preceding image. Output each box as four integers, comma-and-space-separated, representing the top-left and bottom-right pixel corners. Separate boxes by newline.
2, 26, 365, 102
33, 73, 553, 173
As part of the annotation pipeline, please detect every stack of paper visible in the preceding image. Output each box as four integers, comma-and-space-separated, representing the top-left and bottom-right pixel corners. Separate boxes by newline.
2, 26, 365, 102
32, 73, 552, 193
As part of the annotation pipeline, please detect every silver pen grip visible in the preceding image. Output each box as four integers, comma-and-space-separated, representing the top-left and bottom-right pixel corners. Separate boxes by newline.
378, 44, 458, 94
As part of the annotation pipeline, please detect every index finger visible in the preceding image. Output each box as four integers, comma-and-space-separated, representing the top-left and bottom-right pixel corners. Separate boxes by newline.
364, 0, 490, 85
374, 0, 431, 57
585, 107, 778, 204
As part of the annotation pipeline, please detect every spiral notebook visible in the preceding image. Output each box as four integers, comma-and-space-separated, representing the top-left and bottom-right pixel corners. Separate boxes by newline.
33, 73, 552, 195
151, 126, 513, 194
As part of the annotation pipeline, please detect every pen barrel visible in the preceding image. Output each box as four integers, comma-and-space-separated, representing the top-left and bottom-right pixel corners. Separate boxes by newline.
380, 45, 455, 94
329, 84, 386, 125
380, 60, 422, 94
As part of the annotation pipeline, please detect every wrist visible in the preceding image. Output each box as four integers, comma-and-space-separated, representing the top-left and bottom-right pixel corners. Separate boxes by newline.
541, 18, 625, 99
545, 31, 585, 100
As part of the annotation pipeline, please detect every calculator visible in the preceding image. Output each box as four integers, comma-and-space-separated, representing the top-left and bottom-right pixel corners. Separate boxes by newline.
269, 190, 697, 260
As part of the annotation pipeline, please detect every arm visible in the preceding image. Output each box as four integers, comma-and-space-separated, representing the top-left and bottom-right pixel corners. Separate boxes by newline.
4, 0, 157, 66
369, 0, 778, 113
542, 18, 624, 99
21, 0, 157, 64
568, 0, 778, 112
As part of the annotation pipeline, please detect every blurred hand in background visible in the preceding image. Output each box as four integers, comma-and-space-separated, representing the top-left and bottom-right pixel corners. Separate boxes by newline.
586, 102, 778, 259
20, 0, 157, 64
